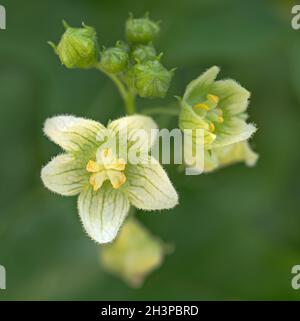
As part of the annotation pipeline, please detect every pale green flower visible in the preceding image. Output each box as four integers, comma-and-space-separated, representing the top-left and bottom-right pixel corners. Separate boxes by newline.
100, 218, 166, 287
203, 141, 259, 173
179, 66, 256, 149
41, 115, 178, 244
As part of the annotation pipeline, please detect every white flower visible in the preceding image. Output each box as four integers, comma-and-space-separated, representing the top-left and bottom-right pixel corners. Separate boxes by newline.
41, 115, 178, 244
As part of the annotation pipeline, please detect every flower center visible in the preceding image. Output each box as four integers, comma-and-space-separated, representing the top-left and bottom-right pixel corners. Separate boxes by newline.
86, 148, 126, 191
192, 93, 224, 133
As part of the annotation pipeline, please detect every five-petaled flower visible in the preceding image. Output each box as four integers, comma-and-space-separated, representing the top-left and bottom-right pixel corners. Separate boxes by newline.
41, 115, 178, 244
179, 66, 258, 172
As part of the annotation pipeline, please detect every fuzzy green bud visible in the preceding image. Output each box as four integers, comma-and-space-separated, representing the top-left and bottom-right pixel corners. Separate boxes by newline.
132, 60, 174, 98
131, 44, 157, 63
49, 21, 99, 69
100, 47, 129, 73
126, 14, 160, 44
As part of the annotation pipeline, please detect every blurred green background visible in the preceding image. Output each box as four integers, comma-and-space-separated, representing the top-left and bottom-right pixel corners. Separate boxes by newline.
0, 0, 300, 300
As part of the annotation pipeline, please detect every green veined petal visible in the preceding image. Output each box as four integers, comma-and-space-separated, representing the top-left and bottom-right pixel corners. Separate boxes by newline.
212, 117, 257, 148
125, 156, 178, 210
183, 66, 220, 105
210, 79, 250, 115
108, 114, 158, 151
44, 115, 106, 153
78, 185, 130, 244
41, 153, 87, 196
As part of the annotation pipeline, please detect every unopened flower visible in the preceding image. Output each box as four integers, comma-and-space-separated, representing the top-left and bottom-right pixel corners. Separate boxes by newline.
100, 47, 129, 74
126, 13, 160, 44
131, 44, 157, 63
179, 66, 256, 149
133, 60, 174, 98
41, 115, 178, 244
100, 218, 166, 287
49, 21, 99, 69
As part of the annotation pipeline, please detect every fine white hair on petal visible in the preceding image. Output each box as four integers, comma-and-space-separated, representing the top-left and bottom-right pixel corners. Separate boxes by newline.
108, 114, 159, 150
125, 156, 179, 211
78, 186, 130, 244
41, 153, 88, 196
43, 114, 106, 152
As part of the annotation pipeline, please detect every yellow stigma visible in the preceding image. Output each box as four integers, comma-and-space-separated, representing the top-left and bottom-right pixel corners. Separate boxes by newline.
86, 148, 126, 191
209, 122, 215, 133
207, 94, 219, 103
193, 103, 209, 111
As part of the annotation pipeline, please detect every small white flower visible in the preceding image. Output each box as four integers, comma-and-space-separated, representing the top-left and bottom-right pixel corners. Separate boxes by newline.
41, 115, 178, 244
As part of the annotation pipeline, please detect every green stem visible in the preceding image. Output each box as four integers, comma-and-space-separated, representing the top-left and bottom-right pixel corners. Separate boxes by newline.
142, 106, 180, 116
124, 89, 136, 115
96, 65, 136, 115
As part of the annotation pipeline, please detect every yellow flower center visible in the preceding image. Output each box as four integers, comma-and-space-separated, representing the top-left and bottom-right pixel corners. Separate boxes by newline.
192, 93, 224, 133
86, 148, 126, 191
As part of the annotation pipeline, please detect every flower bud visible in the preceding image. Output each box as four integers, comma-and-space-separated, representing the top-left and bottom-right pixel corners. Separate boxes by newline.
49, 21, 99, 69
100, 47, 129, 73
100, 219, 166, 287
116, 40, 130, 53
126, 14, 160, 44
133, 60, 174, 98
131, 44, 157, 63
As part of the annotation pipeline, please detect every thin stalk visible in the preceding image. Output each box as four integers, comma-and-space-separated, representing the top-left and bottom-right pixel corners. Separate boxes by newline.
142, 106, 180, 116
96, 64, 136, 115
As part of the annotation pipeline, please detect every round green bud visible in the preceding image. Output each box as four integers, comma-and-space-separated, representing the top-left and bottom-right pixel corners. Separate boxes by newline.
132, 60, 174, 98
125, 14, 160, 44
100, 47, 129, 73
49, 21, 99, 69
131, 44, 157, 63
116, 40, 130, 53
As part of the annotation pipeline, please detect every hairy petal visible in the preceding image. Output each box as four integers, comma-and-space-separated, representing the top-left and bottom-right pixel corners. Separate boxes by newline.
44, 115, 106, 153
78, 185, 130, 244
212, 117, 257, 148
125, 156, 178, 210
183, 66, 220, 105
41, 154, 88, 196
210, 79, 250, 115
108, 114, 158, 151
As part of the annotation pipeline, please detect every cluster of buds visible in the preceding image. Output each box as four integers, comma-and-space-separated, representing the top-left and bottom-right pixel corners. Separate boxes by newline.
49, 14, 174, 99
